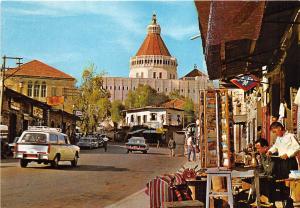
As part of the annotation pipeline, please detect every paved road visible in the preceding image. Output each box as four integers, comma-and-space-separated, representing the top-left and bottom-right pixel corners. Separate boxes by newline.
1, 144, 186, 208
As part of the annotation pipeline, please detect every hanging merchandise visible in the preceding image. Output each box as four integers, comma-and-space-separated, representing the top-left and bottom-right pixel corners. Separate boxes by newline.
199, 89, 234, 168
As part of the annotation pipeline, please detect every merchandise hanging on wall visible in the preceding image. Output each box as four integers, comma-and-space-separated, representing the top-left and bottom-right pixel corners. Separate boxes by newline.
199, 89, 234, 168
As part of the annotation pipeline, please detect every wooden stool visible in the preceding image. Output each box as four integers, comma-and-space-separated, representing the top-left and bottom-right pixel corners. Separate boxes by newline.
205, 169, 234, 208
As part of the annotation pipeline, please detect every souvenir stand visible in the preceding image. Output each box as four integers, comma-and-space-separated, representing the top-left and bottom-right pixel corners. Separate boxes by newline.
199, 89, 234, 169
199, 89, 262, 208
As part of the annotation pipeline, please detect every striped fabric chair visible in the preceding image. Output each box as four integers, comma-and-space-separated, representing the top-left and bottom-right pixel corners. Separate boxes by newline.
146, 173, 191, 208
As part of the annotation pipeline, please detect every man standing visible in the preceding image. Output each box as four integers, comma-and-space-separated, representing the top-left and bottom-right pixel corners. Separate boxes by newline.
186, 133, 195, 162
168, 137, 176, 157
266, 122, 300, 179
266, 122, 300, 207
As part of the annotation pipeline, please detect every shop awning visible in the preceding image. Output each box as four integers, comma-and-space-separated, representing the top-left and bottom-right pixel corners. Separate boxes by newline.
195, 1, 300, 80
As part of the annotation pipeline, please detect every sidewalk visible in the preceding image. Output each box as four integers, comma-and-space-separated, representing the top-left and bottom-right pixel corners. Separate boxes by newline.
104, 160, 198, 208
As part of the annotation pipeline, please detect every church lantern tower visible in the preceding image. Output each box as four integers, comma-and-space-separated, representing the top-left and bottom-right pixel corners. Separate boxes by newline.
129, 14, 178, 80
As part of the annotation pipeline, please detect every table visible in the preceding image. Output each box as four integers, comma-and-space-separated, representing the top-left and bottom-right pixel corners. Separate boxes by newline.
231, 169, 261, 207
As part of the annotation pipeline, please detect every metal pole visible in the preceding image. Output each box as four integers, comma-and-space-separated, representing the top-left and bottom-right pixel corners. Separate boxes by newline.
0, 56, 7, 124
215, 91, 220, 168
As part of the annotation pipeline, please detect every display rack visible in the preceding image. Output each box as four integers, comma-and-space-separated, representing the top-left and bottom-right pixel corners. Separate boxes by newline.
199, 89, 234, 168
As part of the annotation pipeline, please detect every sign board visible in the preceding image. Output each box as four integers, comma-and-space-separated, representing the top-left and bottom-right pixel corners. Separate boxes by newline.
33, 106, 43, 119
230, 75, 259, 91
10, 99, 21, 111
74, 110, 83, 116
46, 96, 64, 106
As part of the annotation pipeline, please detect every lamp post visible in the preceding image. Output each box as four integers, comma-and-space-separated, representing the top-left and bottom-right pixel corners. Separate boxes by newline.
0, 55, 23, 124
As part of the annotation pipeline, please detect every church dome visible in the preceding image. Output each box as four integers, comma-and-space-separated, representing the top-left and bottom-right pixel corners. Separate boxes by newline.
136, 14, 171, 56
129, 14, 178, 80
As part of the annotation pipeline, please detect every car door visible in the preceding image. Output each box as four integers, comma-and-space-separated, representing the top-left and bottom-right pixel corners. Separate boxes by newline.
57, 134, 68, 160
64, 135, 75, 160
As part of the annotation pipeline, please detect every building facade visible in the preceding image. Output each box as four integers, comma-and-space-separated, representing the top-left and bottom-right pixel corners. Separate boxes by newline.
103, 14, 212, 104
125, 107, 184, 128
5, 60, 77, 114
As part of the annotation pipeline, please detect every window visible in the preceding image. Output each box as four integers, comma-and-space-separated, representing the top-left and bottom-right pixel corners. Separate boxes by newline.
27, 81, 33, 97
157, 88, 160, 92
165, 88, 168, 92
34, 81, 40, 97
136, 73, 139, 78
41, 82, 46, 97
159, 72, 162, 79
173, 74, 176, 79
110, 86, 112, 90
170, 74, 172, 79
58, 135, 66, 144
143, 115, 147, 123
130, 115, 134, 122
50, 134, 58, 144
141, 72, 144, 78
64, 136, 70, 144
153, 72, 156, 78
51, 87, 57, 96
150, 113, 157, 121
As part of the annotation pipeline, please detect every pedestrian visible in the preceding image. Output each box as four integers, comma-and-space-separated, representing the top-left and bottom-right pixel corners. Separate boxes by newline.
103, 136, 109, 152
157, 137, 161, 149
266, 121, 300, 207
168, 137, 176, 157
187, 133, 196, 162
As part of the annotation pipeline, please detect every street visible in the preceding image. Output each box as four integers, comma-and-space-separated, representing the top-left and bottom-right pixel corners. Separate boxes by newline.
1, 144, 186, 208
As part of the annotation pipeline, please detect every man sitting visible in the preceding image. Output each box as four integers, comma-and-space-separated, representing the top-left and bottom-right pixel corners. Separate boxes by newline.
255, 138, 276, 207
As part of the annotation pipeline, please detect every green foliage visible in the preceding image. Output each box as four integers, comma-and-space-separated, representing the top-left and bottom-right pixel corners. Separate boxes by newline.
111, 100, 125, 123
124, 84, 169, 109
168, 89, 185, 100
74, 64, 111, 134
183, 97, 195, 123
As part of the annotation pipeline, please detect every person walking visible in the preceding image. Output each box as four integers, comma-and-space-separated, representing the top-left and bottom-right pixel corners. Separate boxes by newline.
168, 137, 176, 157
187, 133, 196, 162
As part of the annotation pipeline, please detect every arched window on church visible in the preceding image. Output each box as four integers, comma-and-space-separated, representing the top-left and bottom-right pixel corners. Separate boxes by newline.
27, 81, 33, 97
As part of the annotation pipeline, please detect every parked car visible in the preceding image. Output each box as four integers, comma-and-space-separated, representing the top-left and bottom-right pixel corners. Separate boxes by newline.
77, 137, 99, 149
14, 126, 80, 168
125, 137, 149, 154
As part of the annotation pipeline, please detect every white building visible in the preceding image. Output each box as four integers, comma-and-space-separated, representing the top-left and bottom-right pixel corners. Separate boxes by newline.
103, 14, 212, 104
125, 107, 184, 128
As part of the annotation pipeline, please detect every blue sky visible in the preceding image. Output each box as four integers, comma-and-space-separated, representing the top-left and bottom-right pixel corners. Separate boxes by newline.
1, 1, 206, 82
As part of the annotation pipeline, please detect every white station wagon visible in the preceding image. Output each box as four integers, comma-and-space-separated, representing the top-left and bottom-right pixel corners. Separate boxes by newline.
14, 126, 80, 168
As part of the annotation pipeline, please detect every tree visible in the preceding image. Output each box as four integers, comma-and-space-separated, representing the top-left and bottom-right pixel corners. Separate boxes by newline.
111, 100, 125, 124
168, 89, 185, 100
74, 64, 111, 134
124, 84, 169, 109
183, 97, 195, 123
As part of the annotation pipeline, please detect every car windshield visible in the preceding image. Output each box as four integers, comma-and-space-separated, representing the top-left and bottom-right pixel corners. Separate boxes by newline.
129, 138, 145, 144
20, 133, 47, 144
80, 139, 91, 143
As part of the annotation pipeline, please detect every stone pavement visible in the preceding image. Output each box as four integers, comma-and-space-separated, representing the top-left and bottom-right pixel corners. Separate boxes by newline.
105, 160, 198, 208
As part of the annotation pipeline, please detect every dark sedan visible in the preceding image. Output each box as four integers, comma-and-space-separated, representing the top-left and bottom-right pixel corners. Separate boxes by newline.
125, 137, 149, 154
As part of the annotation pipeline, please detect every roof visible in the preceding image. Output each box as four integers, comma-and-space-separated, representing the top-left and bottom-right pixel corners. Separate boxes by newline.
136, 33, 171, 56
6, 60, 75, 80
124, 106, 184, 113
195, 1, 300, 80
182, 68, 207, 78
161, 99, 185, 110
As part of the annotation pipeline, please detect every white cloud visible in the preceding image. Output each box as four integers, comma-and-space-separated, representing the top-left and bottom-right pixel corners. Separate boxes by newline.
163, 24, 198, 40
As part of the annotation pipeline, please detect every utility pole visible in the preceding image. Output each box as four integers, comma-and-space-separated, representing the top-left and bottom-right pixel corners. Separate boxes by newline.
0, 55, 23, 124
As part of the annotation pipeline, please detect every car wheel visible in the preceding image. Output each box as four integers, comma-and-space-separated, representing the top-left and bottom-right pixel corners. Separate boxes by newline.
20, 159, 28, 168
51, 155, 60, 168
142, 151, 147, 154
71, 153, 79, 167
